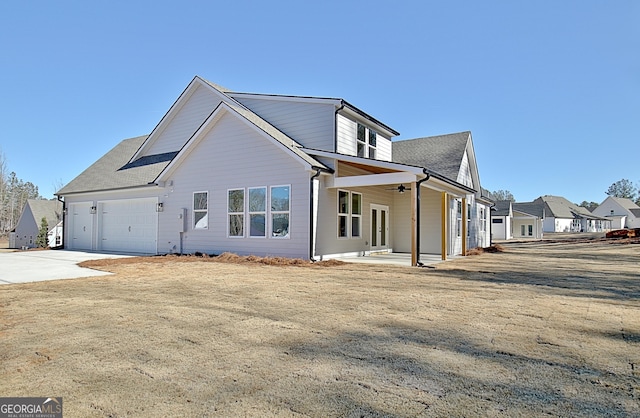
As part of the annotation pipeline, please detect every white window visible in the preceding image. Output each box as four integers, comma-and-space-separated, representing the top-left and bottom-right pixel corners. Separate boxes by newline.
249, 187, 266, 238
352, 192, 362, 238
480, 207, 486, 232
357, 123, 377, 159
338, 190, 349, 238
228, 189, 244, 237
193, 191, 208, 229
368, 129, 377, 159
271, 185, 290, 238
338, 190, 362, 238
467, 203, 471, 237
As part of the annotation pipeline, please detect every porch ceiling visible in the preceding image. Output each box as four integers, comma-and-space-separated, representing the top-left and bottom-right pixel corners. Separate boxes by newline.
338, 160, 401, 175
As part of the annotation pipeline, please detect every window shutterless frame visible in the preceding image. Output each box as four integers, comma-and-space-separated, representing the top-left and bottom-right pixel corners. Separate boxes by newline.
193, 191, 208, 229
270, 185, 290, 238
227, 188, 245, 237
248, 187, 267, 238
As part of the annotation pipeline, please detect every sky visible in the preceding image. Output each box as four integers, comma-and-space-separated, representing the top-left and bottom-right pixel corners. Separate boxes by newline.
1, 0, 638, 204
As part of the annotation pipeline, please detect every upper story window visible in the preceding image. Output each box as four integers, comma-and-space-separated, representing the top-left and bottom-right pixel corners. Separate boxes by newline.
357, 123, 377, 159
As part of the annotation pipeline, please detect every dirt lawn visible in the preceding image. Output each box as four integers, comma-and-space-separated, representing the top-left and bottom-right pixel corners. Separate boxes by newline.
1, 238, 639, 417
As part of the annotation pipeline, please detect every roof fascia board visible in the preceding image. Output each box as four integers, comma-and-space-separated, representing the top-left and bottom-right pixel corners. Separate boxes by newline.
303, 149, 426, 176
338, 105, 399, 138
228, 92, 342, 106
57, 183, 162, 197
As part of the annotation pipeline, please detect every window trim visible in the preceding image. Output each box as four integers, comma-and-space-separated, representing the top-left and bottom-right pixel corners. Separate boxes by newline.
248, 186, 267, 238
227, 188, 245, 238
270, 185, 291, 239
193, 191, 209, 230
356, 123, 377, 160
337, 189, 362, 239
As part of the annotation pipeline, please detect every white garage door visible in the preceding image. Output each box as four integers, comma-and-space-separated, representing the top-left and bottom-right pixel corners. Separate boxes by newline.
69, 202, 93, 250
98, 199, 158, 254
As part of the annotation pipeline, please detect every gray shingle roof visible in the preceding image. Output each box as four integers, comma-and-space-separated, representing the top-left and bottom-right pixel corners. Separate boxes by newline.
392, 131, 471, 181
532, 195, 606, 220
513, 202, 544, 218
56, 135, 171, 195
609, 196, 640, 210
492, 200, 512, 216
25, 199, 63, 231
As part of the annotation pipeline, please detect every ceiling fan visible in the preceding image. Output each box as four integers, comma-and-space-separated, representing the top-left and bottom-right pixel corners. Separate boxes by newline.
385, 184, 411, 193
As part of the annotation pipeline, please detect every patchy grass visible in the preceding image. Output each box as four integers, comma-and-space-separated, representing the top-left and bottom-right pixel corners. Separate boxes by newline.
2, 239, 639, 417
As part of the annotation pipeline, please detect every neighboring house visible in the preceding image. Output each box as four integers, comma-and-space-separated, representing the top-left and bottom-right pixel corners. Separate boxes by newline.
56, 76, 490, 265
490, 201, 543, 240
592, 196, 640, 229
9, 199, 63, 249
491, 201, 513, 240
511, 202, 544, 239
523, 195, 608, 233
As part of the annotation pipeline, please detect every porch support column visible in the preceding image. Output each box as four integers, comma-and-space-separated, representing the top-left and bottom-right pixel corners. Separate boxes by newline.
411, 181, 418, 266
462, 197, 467, 256
441, 192, 447, 261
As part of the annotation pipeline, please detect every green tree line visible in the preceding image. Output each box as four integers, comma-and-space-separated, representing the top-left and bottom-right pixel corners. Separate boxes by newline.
0, 149, 42, 236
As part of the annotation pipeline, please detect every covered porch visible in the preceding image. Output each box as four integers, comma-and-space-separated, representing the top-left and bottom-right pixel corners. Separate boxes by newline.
312, 155, 476, 266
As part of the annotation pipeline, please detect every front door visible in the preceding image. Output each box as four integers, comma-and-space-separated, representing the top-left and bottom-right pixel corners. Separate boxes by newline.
370, 204, 389, 252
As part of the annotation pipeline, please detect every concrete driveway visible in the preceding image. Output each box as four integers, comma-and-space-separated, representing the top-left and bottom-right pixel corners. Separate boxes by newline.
0, 250, 132, 285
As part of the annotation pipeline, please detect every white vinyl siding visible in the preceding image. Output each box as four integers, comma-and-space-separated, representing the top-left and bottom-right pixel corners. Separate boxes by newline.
336, 114, 392, 161
231, 96, 335, 151
144, 85, 222, 156
457, 151, 473, 188
337, 114, 357, 156
156, 111, 310, 258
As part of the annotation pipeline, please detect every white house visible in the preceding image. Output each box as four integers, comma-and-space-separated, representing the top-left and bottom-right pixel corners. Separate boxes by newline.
527, 195, 608, 233
491, 201, 512, 240
490, 201, 543, 240
56, 76, 491, 265
592, 196, 640, 229
10, 199, 63, 249
511, 202, 544, 239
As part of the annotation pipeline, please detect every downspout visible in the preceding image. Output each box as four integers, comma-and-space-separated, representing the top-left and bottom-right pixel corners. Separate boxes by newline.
415, 168, 431, 266
309, 167, 322, 262
57, 195, 65, 250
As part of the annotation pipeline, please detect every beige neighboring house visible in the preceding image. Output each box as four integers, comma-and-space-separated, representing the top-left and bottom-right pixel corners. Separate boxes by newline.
10, 199, 63, 249
56, 76, 491, 265
592, 196, 640, 229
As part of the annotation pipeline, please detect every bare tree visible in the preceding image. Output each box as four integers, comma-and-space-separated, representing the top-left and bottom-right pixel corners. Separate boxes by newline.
489, 189, 515, 202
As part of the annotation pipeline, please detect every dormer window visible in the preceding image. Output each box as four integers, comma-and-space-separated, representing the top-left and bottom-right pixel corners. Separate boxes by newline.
357, 123, 377, 159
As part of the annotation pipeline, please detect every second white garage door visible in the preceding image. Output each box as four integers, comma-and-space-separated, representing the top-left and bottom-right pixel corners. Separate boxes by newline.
98, 199, 158, 254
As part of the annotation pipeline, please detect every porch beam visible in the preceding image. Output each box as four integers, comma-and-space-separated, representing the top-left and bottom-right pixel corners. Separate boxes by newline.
327, 172, 417, 189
